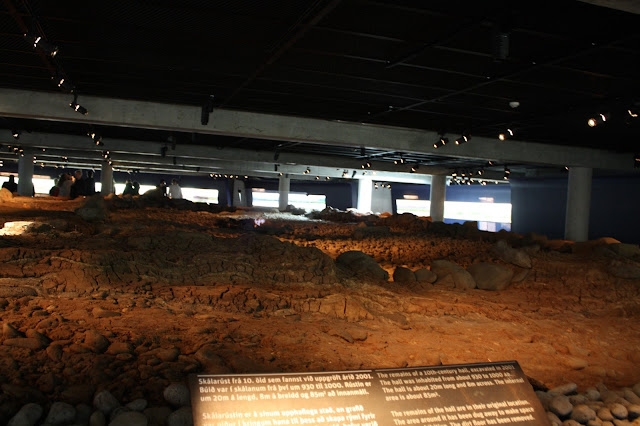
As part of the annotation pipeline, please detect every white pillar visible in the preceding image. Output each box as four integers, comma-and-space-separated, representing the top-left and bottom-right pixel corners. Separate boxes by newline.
278, 174, 290, 212
429, 174, 447, 222
371, 183, 393, 214
357, 178, 373, 213
17, 149, 34, 196
233, 179, 247, 207
564, 166, 592, 242
100, 161, 114, 195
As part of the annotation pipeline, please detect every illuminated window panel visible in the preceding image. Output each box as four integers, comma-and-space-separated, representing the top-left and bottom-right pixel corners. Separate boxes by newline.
252, 190, 326, 212
396, 199, 512, 224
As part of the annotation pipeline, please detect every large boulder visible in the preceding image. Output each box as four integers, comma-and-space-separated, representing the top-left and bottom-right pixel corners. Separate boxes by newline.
0, 187, 14, 202
493, 239, 532, 268
608, 243, 640, 258
414, 268, 437, 283
393, 267, 416, 283
467, 263, 514, 291
430, 260, 476, 289
75, 195, 107, 222
336, 251, 389, 281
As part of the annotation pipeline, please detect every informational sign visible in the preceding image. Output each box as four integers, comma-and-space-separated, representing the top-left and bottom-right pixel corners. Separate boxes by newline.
189, 361, 548, 426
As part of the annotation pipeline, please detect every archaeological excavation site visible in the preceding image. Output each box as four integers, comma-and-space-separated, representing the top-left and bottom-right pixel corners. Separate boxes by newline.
0, 192, 639, 425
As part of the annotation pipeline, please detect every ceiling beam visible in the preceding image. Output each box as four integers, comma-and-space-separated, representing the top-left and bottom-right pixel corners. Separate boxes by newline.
0, 88, 634, 171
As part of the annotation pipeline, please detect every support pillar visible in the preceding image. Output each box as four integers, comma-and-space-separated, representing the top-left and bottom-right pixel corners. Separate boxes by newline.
429, 174, 447, 221
278, 174, 290, 212
233, 179, 247, 207
357, 178, 373, 213
371, 182, 393, 214
17, 149, 34, 196
100, 161, 114, 195
564, 167, 592, 242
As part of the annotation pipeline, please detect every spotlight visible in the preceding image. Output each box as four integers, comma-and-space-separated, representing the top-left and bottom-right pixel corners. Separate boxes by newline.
503, 166, 511, 180
455, 135, 469, 145
304, 167, 310, 174
434, 137, 448, 148
12, 130, 20, 139
629, 109, 638, 118
55, 77, 74, 92
342, 170, 348, 178
374, 183, 378, 189
394, 157, 405, 165
315, 176, 319, 180
635, 154, 640, 169
587, 113, 608, 127
88, 131, 103, 145
410, 164, 419, 173
26, 33, 58, 57
366, 161, 371, 168
325, 176, 330, 180
69, 94, 88, 115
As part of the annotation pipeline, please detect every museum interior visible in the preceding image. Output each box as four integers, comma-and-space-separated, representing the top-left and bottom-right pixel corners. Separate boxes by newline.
0, 1, 639, 425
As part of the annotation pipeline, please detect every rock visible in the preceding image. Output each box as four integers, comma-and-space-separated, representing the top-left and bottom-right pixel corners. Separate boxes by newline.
628, 405, 640, 420
106, 342, 134, 355
570, 395, 589, 406
75, 403, 93, 425
493, 239, 532, 268
92, 307, 121, 318
599, 408, 615, 422
7, 403, 42, 426
109, 410, 148, 426
467, 262, 514, 291
430, 260, 476, 289
565, 356, 589, 370
0, 187, 13, 200
551, 383, 579, 396
336, 251, 389, 281
90, 410, 107, 426
166, 407, 193, 426
572, 405, 597, 423
563, 420, 583, 426
609, 243, 640, 258
3, 322, 23, 338
46, 344, 64, 361
548, 411, 563, 425
550, 394, 574, 417
156, 348, 180, 362
414, 268, 437, 283
126, 399, 148, 412
94, 389, 120, 416
328, 328, 354, 343
585, 388, 601, 401
44, 401, 76, 425
393, 267, 416, 283
633, 383, 640, 398
84, 330, 110, 353
610, 403, 629, 420
163, 383, 190, 407
144, 407, 172, 426
3, 337, 47, 350
609, 261, 640, 279
194, 344, 229, 373
624, 389, 640, 405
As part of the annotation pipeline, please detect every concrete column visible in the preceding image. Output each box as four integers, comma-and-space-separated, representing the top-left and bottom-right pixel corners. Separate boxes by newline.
278, 174, 290, 212
100, 161, 114, 195
371, 182, 393, 214
357, 178, 373, 213
17, 149, 34, 196
564, 166, 592, 242
429, 174, 447, 221
233, 179, 247, 207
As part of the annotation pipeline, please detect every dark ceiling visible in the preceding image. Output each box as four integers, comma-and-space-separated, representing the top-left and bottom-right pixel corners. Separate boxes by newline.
1, 0, 639, 167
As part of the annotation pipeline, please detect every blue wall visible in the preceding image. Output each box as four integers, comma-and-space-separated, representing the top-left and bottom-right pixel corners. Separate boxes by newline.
511, 175, 640, 244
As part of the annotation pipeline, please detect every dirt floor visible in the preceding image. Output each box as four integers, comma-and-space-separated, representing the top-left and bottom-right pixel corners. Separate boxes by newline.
0, 193, 639, 420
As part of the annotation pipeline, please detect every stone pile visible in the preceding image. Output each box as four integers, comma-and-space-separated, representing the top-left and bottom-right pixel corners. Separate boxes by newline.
7, 384, 192, 426
539, 381, 640, 426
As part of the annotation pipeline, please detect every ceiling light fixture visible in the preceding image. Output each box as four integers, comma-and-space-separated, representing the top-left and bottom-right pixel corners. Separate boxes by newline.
498, 128, 514, 141
503, 166, 511, 180
629, 109, 638, 118
455, 134, 470, 145
587, 113, 607, 127
12, 130, 20, 139
433, 136, 448, 149
69, 94, 88, 115
26, 33, 58, 57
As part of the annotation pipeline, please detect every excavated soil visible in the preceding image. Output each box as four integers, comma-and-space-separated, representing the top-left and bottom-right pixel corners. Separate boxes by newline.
0, 195, 639, 422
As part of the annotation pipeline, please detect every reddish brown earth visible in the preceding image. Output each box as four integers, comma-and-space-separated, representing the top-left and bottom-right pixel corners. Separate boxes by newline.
0, 194, 639, 420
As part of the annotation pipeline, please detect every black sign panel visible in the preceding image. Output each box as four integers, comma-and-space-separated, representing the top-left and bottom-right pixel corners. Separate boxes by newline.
189, 361, 548, 426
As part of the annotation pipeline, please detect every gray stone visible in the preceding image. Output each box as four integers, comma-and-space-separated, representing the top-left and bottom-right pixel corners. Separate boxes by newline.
548, 412, 563, 425
163, 383, 190, 407
75, 403, 92, 424
537, 391, 552, 410
624, 389, 640, 405
586, 421, 602, 426
414, 268, 437, 283
493, 239, 532, 268
7, 403, 43, 426
393, 266, 416, 283
610, 403, 629, 420
336, 251, 389, 281
109, 411, 148, 426
126, 399, 148, 412
633, 383, 640, 398
3, 322, 23, 338
90, 410, 107, 426
564, 420, 583, 426
609, 243, 640, 258
110, 406, 131, 422
94, 389, 121, 416
571, 395, 590, 405
628, 405, 640, 420
194, 344, 229, 373
550, 395, 574, 417
599, 408, 615, 422
572, 405, 597, 424
431, 259, 476, 289
551, 383, 579, 396
84, 330, 110, 353
586, 388, 602, 401
467, 262, 514, 290
44, 401, 76, 425
166, 407, 193, 426
143, 407, 172, 426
